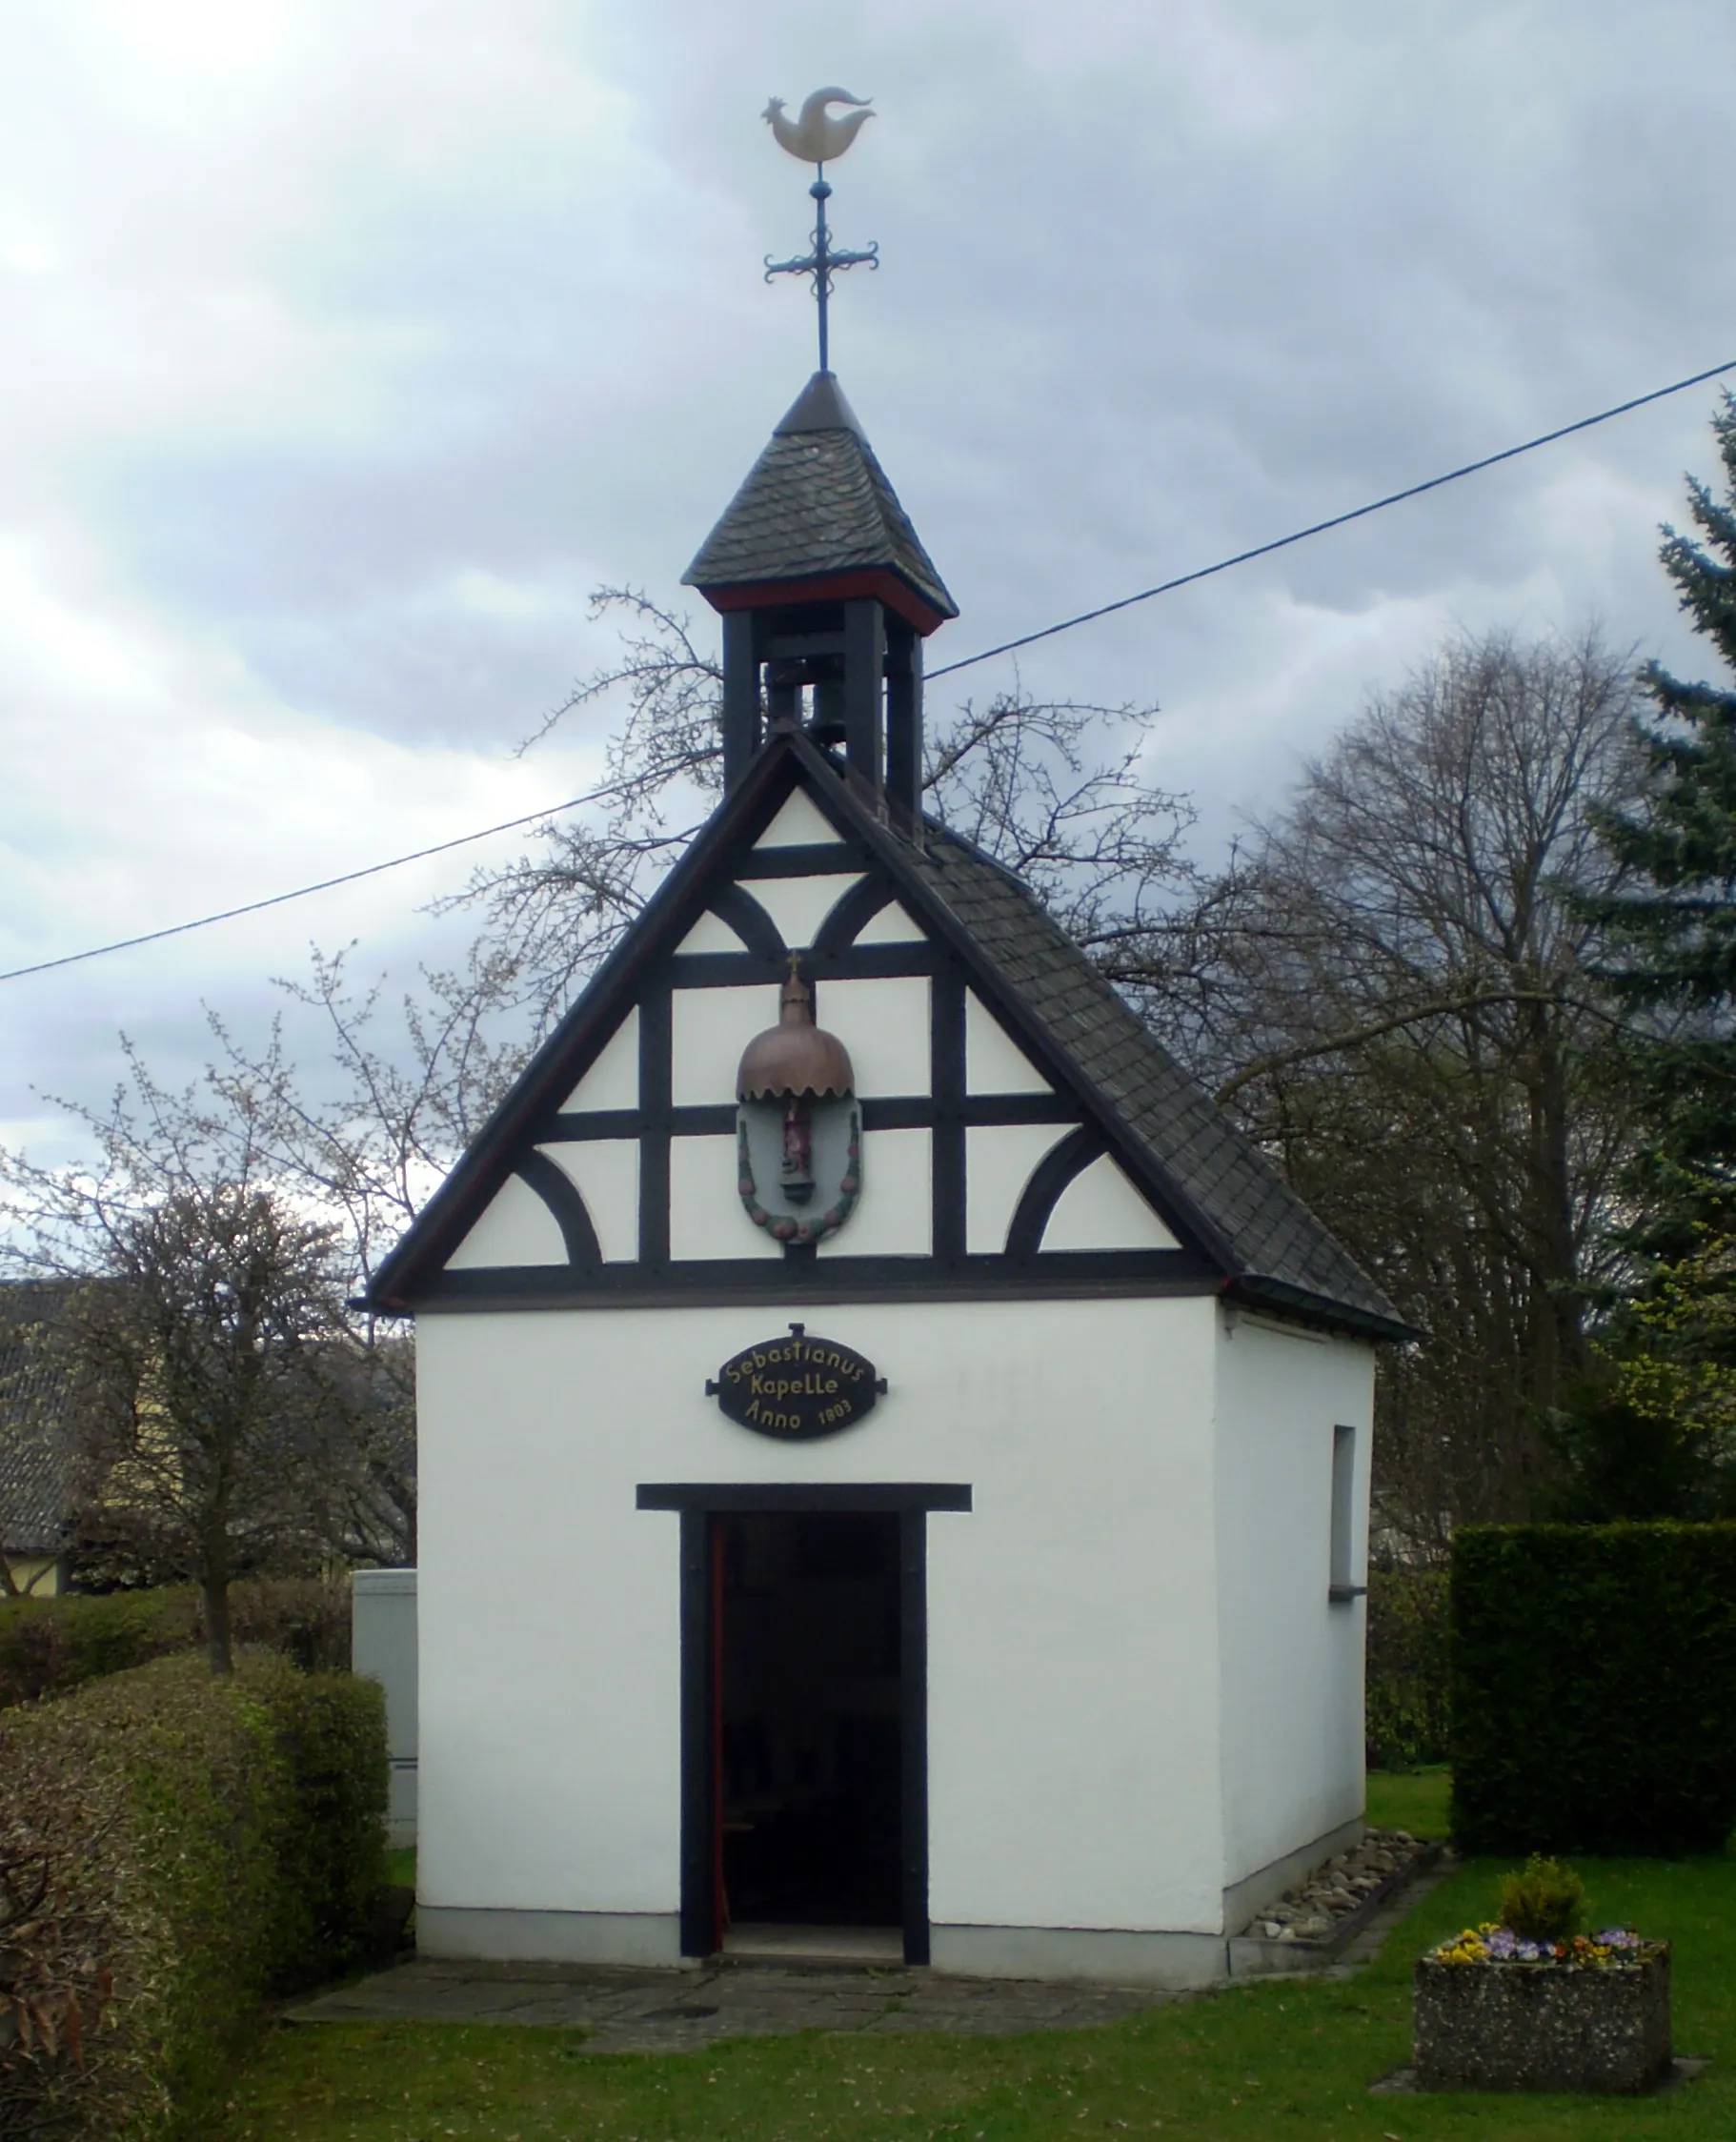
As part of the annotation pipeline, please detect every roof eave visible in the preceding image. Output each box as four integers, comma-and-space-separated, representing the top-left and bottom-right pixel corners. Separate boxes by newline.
1222, 1273, 1420, 1345
686, 563, 956, 637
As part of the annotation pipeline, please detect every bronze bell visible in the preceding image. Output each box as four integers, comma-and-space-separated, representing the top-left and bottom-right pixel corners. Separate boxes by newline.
737, 960, 855, 1205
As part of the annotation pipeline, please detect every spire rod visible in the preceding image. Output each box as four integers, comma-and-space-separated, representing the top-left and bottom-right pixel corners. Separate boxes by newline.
761, 91, 879, 374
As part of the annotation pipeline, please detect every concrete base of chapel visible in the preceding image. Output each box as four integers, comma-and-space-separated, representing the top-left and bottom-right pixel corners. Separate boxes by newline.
1221, 1812, 1365, 1938
931, 1813, 1368, 1988
930, 1923, 1229, 1988
415, 1815, 1367, 1987
416, 1907, 689, 1969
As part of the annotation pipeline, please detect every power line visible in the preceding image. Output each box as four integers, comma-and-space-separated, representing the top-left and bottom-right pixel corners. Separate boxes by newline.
0, 778, 636, 983
4, 354, 1732, 986
928, 355, 1736, 679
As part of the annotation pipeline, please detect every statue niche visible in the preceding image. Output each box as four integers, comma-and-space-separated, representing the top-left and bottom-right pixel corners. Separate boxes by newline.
736, 960, 861, 1246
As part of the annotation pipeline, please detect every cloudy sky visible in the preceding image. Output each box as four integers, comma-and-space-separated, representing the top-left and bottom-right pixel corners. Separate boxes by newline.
4, 0, 1734, 1159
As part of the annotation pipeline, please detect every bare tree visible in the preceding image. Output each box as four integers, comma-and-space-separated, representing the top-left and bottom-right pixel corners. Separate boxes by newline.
0, 1051, 380, 1661
63, 1192, 348, 1671
434, 587, 1199, 1041
1118, 627, 1649, 1553
306, 1329, 416, 1568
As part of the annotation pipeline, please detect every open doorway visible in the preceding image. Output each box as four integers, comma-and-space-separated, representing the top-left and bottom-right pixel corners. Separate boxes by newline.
715, 1511, 902, 1941
647, 1479, 968, 1965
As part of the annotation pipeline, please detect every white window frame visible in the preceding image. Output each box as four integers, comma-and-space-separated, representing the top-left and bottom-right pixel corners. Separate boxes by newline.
1328, 1421, 1364, 1603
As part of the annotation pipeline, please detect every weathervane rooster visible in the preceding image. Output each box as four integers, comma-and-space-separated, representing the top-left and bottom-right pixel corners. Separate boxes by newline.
762, 88, 875, 167
761, 89, 879, 374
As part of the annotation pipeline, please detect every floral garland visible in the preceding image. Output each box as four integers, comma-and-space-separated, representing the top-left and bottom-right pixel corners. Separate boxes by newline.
1431, 1923, 1660, 1970
737, 1105, 862, 1246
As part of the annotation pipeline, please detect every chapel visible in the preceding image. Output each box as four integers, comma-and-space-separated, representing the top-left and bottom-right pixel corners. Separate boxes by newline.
366, 357, 1407, 1984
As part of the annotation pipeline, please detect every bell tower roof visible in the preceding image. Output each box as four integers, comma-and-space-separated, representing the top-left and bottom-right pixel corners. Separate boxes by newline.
773, 370, 865, 436
682, 373, 957, 636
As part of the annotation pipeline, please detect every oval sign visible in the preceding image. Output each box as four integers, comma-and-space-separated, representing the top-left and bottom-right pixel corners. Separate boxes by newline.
706, 1323, 885, 1441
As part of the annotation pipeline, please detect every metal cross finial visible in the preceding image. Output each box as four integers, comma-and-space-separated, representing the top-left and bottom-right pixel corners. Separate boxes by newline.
762, 91, 878, 374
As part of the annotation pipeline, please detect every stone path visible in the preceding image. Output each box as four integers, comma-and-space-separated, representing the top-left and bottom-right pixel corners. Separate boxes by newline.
286, 1859, 1458, 2055
286, 1955, 1176, 2052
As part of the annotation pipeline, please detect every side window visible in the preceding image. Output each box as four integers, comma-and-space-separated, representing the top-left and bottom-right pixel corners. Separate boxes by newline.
1328, 1423, 1362, 1601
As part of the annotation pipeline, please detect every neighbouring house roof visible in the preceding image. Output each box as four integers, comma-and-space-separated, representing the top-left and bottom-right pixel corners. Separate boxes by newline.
682, 373, 958, 625
0, 1283, 80, 1559
366, 733, 1410, 1341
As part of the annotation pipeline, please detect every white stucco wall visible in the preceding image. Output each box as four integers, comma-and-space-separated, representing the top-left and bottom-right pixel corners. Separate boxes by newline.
414, 1294, 1230, 1944
1211, 1312, 1375, 1892
1042, 1157, 1180, 1253
447, 1173, 567, 1269
964, 1123, 1070, 1252
559, 1009, 639, 1112
745, 871, 864, 950
812, 1127, 931, 1258
854, 899, 923, 945
752, 789, 839, 847
963, 990, 1052, 1095
410, 768, 1382, 1974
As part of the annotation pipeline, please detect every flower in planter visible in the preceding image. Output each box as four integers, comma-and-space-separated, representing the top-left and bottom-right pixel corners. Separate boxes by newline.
1431, 1921, 1659, 1969
1430, 1862, 1662, 1971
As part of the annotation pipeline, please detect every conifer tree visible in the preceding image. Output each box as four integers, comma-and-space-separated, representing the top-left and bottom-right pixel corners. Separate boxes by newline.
1591, 393, 1736, 1253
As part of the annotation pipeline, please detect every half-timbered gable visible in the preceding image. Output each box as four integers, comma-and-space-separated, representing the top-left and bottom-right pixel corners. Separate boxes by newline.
370, 730, 1400, 1334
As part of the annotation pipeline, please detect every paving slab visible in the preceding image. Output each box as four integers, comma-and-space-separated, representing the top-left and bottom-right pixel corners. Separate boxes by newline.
286, 1956, 1179, 2051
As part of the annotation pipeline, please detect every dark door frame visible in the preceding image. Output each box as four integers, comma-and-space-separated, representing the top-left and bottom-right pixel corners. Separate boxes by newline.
637, 1482, 972, 1965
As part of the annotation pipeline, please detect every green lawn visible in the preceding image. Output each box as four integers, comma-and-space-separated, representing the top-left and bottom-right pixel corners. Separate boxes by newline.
1365, 1767, 1450, 1840
216, 1792, 1731, 2141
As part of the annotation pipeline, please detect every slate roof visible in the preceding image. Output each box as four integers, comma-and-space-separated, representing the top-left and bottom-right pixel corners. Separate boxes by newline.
0, 1283, 79, 1557
683, 373, 958, 621
898, 824, 1409, 1337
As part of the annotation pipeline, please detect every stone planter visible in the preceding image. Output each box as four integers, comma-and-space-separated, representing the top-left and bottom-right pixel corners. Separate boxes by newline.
1414, 1947, 1671, 2092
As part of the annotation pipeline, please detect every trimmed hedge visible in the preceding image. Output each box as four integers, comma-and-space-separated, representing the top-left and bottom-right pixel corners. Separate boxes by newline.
0, 1578, 350, 1709
0, 1649, 386, 2139
1364, 1566, 1450, 1769
1450, 1522, 1736, 1855
0, 1587, 190, 1708
262, 1665, 394, 1981
228, 1578, 351, 1674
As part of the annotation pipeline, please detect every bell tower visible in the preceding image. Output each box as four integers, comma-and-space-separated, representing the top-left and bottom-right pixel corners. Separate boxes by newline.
682, 370, 957, 822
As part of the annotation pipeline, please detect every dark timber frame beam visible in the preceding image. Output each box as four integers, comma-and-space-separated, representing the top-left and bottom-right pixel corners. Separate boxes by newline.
884, 616, 923, 823
721, 612, 761, 793
843, 597, 886, 795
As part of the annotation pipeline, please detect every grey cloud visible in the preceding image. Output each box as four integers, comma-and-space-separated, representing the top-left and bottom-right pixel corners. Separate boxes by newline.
6, 0, 1736, 1133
